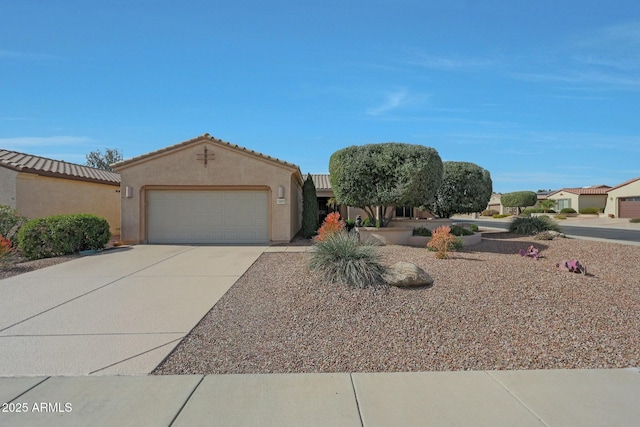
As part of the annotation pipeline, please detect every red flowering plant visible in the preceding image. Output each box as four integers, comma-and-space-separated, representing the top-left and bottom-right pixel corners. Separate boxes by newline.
313, 212, 346, 242
0, 235, 15, 267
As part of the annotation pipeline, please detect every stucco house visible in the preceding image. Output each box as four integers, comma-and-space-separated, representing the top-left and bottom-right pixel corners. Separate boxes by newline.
546, 185, 610, 212
604, 177, 640, 218
0, 149, 121, 234
112, 134, 303, 244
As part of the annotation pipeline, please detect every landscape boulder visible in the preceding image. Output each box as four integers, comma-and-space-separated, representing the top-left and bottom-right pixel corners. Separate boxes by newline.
385, 262, 434, 287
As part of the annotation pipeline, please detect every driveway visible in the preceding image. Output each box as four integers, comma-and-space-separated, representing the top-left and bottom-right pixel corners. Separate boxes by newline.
0, 245, 266, 376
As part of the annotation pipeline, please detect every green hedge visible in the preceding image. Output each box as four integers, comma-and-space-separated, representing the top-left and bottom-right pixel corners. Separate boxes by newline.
579, 207, 600, 214
17, 214, 111, 260
560, 208, 577, 214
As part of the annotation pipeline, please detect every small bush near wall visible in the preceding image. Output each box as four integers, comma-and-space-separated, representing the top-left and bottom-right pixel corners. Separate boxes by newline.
412, 226, 432, 236
630, 218, 640, 223
492, 214, 510, 218
17, 214, 111, 260
560, 208, 577, 214
579, 207, 600, 214
0, 205, 27, 241
481, 209, 499, 216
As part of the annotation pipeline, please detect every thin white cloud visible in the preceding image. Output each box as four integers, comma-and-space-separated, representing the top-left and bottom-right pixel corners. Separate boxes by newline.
403, 49, 495, 71
0, 49, 60, 61
366, 88, 415, 116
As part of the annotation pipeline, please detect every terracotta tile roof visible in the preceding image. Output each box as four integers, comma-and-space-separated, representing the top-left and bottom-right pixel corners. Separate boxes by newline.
549, 186, 611, 196
0, 149, 121, 185
607, 176, 640, 191
112, 134, 301, 172
311, 174, 332, 190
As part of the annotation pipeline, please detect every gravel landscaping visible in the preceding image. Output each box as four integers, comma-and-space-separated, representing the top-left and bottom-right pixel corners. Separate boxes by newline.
155, 232, 640, 374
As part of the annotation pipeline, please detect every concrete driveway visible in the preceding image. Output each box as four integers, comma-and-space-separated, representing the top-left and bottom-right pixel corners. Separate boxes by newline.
0, 245, 266, 376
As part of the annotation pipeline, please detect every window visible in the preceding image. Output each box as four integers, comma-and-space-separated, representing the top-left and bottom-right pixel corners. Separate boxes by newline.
395, 206, 413, 218
556, 199, 571, 210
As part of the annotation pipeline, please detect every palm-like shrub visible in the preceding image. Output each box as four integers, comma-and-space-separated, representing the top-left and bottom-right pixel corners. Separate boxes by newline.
309, 231, 386, 288
508, 216, 560, 235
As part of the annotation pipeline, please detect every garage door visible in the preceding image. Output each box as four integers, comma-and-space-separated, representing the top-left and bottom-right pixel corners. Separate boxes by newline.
619, 197, 640, 218
147, 190, 269, 244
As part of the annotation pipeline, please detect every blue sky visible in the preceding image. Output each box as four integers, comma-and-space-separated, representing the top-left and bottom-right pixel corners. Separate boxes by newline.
2, 1, 640, 193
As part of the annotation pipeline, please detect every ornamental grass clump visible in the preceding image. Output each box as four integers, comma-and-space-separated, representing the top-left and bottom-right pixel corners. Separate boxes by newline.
309, 231, 386, 288
427, 225, 457, 259
508, 216, 560, 235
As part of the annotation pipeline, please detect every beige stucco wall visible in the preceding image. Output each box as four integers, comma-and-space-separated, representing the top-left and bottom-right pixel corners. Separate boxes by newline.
0, 167, 18, 208
605, 179, 640, 217
547, 192, 606, 212
547, 192, 580, 211
115, 140, 302, 244
14, 172, 121, 233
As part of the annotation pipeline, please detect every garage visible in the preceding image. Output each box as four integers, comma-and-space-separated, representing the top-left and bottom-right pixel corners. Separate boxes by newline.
146, 190, 269, 244
113, 134, 303, 245
618, 197, 640, 219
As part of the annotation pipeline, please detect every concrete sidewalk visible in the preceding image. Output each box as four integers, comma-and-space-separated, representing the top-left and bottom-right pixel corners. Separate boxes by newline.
0, 245, 266, 376
1, 368, 638, 426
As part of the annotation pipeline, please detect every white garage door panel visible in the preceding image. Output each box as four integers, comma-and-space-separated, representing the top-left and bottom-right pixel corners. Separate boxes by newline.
147, 190, 269, 244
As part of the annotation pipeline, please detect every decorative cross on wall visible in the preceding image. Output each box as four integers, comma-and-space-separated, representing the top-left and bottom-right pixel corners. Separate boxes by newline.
196, 146, 215, 167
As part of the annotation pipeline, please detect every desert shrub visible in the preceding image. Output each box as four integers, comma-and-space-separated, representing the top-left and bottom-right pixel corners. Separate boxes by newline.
481, 209, 499, 216
412, 226, 432, 236
344, 219, 356, 232
560, 208, 577, 214
492, 213, 510, 218
427, 225, 457, 259
534, 231, 557, 240
523, 207, 556, 214
314, 212, 345, 242
0, 235, 16, 267
579, 207, 599, 214
309, 231, 386, 288
361, 217, 377, 227
0, 205, 27, 241
469, 223, 479, 232
17, 214, 111, 260
630, 218, 640, 223
508, 216, 561, 235
555, 214, 567, 220
450, 225, 474, 236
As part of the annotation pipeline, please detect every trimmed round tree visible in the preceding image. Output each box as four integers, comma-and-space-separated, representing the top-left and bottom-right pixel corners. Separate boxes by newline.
301, 174, 319, 238
329, 143, 443, 227
501, 191, 537, 214
430, 161, 493, 218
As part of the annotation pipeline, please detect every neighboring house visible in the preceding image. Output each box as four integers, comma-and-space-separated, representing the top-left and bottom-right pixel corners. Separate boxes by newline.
112, 134, 303, 244
487, 193, 505, 214
0, 149, 121, 234
604, 177, 640, 218
546, 185, 610, 212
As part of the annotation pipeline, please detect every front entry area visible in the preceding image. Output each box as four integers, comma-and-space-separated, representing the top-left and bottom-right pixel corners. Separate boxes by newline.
146, 190, 269, 244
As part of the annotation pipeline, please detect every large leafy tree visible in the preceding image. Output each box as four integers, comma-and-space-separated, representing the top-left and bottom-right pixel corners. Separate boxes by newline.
85, 148, 123, 172
301, 174, 319, 238
501, 191, 537, 214
430, 161, 493, 218
329, 143, 443, 227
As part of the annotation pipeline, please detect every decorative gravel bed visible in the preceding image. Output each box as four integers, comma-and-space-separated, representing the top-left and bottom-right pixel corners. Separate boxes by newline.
154, 233, 640, 374
0, 254, 79, 280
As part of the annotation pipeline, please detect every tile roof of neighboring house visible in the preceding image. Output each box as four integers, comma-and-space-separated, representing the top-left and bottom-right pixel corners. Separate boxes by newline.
0, 149, 121, 185
549, 186, 611, 196
112, 133, 301, 172
310, 174, 332, 190
607, 176, 640, 192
